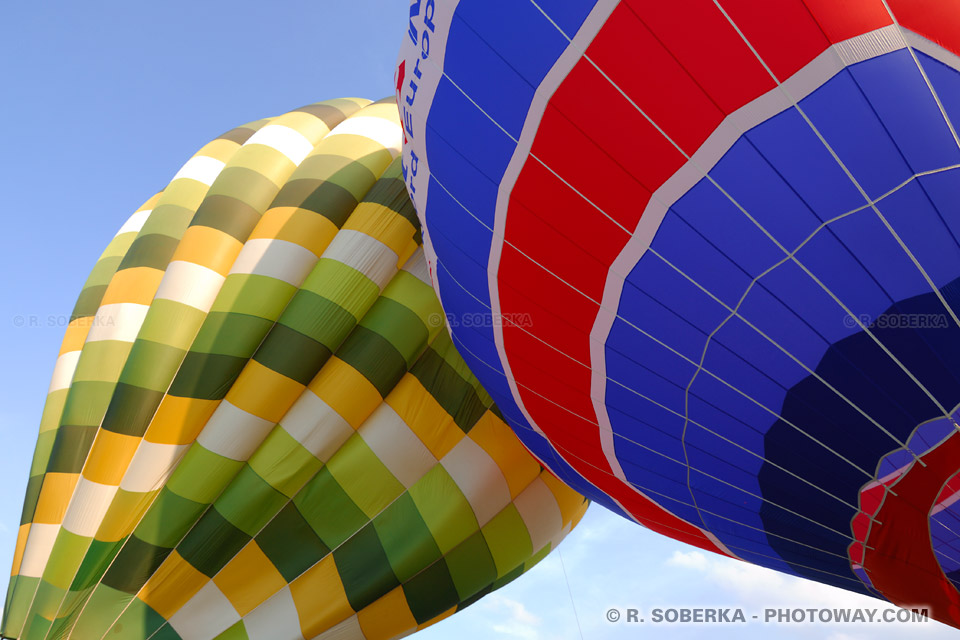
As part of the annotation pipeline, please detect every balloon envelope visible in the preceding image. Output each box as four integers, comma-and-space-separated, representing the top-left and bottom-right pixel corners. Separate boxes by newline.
2, 98, 587, 640
398, 0, 960, 624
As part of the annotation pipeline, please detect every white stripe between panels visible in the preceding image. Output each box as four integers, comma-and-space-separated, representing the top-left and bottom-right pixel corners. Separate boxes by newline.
441, 436, 512, 527
244, 124, 315, 166
154, 260, 226, 313
120, 441, 190, 493
86, 303, 150, 343
167, 581, 240, 640
172, 155, 226, 187
242, 586, 305, 640
512, 476, 563, 553
327, 116, 403, 157
323, 228, 398, 291
228, 238, 319, 286
359, 403, 436, 489
48, 350, 81, 393
280, 390, 353, 463
401, 247, 432, 286
115, 209, 152, 237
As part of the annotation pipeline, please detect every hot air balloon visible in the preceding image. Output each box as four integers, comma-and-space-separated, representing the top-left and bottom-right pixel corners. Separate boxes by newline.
397, 0, 960, 624
2, 98, 588, 640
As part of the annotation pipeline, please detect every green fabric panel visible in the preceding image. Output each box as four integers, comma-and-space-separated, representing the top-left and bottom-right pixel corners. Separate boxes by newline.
166, 351, 247, 400
278, 290, 357, 350
481, 504, 533, 578
84, 255, 124, 288
136, 300, 206, 352
359, 297, 428, 367
410, 347, 487, 434
271, 178, 359, 228
48, 585, 92, 636
255, 503, 330, 583
71, 537, 124, 590
22, 610, 52, 640
108, 596, 169, 640
361, 174, 419, 229
1, 575, 38, 637
214, 620, 249, 640
189, 194, 261, 242
189, 311, 274, 357
66, 584, 139, 640
492, 563, 524, 591
115, 341, 185, 392
293, 467, 367, 550
373, 493, 442, 584
210, 274, 295, 320
316, 156, 379, 202
214, 466, 288, 536
408, 466, 478, 555
524, 543, 552, 572
333, 522, 399, 612
100, 382, 165, 437
248, 427, 322, 498
71, 285, 109, 320
300, 259, 378, 319
39, 390, 68, 432
177, 507, 251, 578
60, 380, 115, 427
41, 529, 88, 589
133, 204, 195, 240
459, 583, 493, 611
205, 165, 280, 207
120, 234, 180, 271
101, 535, 171, 594
444, 531, 498, 601
30, 432, 57, 475
73, 341, 131, 383
380, 271, 443, 335
46, 424, 97, 473
401, 558, 460, 625
19, 475, 44, 524
137, 487, 207, 548
325, 434, 403, 519
231, 144, 293, 176
217, 125, 258, 145
252, 322, 331, 386
165, 446, 243, 504
2, 575, 19, 636
335, 326, 406, 398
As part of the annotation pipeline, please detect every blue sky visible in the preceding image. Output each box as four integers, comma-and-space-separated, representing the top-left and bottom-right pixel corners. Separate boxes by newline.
0, 2, 954, 639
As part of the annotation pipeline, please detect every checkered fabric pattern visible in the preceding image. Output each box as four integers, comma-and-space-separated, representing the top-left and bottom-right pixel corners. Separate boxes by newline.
2, 98, 588, 640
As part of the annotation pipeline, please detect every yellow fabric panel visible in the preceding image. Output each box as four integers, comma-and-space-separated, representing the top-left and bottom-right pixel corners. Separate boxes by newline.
33, 473, 79, 524
289, 555, 354, 639
213, 542, 286, 617
249, 206, 339, 258
197, 139, 242, 163
226, 360, 304, 423
59, 321, 91, 356
540, 472, 586, 528
356, 586, 417, 640
138, 551, 209, 620
99, 267, 165, 307
144, 396, 219, 445
468, 411, 541, 500
416, 605, 458, 631
139, 192, 163, 211
386, 375, 464, 460
342, 202, 418, 266
308, 357, 380, 429
277, 110, 334, 142
170, 225, 243, 276
228, 146, 291, 188
360, 102, 402, 123
82, 430, 140, 485
11, 524, 29, 575
96, 488, 158, 542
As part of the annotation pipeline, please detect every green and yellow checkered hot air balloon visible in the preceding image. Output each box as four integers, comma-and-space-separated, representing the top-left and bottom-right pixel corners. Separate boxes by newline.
2, 99, 588, 640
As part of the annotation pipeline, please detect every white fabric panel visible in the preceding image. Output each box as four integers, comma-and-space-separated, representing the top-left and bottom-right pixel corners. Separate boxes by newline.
48, 350, 81, 393
120, 441, 189, 492
244, 124, 315, 166
441, 437, 511, 527
228, 238, 318, 285
168, 581, 241, 640
512, 477, 563, 554
242, 586, 305, 640
327, 116, 402, 156
116, 209, 151, 236
18, 523, 60, 578
86, 303, 149, 343
359, 404, 435, 488
400, 248, 431, 286
323, 229, 397, 290
154, 260, 226, 313
311, 614, 363, 640
197, 401, 275, 461
172, 155, 226, 187
61, 478, 119, 537
280, 390, 353, 463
